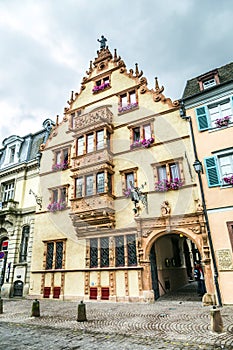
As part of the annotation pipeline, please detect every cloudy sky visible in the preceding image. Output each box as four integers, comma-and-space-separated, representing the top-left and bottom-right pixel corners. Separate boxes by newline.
0, 0, 233, 144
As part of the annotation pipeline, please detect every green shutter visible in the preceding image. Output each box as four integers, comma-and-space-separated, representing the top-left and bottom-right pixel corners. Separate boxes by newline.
204, 156, 220, 187
195, 106, 209, 131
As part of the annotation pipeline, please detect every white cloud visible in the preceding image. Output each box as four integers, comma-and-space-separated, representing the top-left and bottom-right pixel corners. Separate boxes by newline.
0, 0, 233, 143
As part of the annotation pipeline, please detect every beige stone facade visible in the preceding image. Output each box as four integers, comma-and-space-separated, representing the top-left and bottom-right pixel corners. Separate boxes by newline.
29, 43, 216, 303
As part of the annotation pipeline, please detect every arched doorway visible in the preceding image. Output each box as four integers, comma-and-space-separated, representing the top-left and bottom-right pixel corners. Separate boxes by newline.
149, 232, 202, 300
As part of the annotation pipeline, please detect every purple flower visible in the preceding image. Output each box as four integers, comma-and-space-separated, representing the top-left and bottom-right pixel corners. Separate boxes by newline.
215, 116, 231, 128
47, 201, 67, 212
223, 175, 233, 185
155, 178, 183, 192
118, 102, 138, 113
92, 82, 110, 93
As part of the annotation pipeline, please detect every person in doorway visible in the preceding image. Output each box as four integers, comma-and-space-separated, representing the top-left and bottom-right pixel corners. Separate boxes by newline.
194, 261, 206, 296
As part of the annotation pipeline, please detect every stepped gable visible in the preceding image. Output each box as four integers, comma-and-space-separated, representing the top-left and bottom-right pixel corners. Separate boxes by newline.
64, 44, 179, 113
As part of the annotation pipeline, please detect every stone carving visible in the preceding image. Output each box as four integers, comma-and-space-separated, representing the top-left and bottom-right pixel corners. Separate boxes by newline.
161, 201, 171, 216
74, 107, 113, 129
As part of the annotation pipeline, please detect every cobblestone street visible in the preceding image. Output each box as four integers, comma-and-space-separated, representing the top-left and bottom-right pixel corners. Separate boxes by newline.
0, 296, 233, 349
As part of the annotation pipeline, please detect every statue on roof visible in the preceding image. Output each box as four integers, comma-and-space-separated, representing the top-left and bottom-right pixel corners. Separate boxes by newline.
97, 35, 107, 50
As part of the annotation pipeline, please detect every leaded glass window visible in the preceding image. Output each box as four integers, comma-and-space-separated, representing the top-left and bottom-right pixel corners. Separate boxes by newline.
87, 133, 94, 153
127, 235, 137, 266
100, 237, 109, 267
97, 130, 104, 150
19, 226, 30, 263
97, 172, 105, 193
55, 242, 63, 269
90, 238, 98, 268
85, 175, 93, 196
77, 136, 84, 156
46, 242, 54, 269
76, 177, 83, 198
115, 236, 125, 267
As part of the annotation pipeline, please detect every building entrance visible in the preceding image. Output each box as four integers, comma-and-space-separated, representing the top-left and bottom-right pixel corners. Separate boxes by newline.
149, 233, 201, 300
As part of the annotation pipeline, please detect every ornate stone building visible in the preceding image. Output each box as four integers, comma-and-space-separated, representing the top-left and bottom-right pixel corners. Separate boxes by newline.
29, 38, 217, 303
0, 119, 54, 298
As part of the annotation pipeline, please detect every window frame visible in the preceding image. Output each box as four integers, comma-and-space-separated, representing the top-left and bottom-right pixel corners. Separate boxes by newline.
1, 181, 15, 202
119, 167, 138, 195
205, 151, 233, 187
195, 96, 233, 131
118, 89, 138, 114
44, 240, 65, 270
75, 171, 112, 199
92, 75, 111, 93
52, 147, 70, 171
152, 158, 184, 188
19, 225, 30, 263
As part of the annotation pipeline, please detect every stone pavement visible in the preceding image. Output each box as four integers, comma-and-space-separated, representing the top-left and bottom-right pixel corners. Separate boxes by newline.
0, 296, 233, 350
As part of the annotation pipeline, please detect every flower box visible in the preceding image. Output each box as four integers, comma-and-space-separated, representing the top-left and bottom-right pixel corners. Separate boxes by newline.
223, 175, 233, 185
155, 178, 183, 192
118, 102, 138, 113
52, 162, 68, 171
130, 137, 154, 150
215, 116, 231, 128
92, 82, 110, 93
47, 201, 67, 212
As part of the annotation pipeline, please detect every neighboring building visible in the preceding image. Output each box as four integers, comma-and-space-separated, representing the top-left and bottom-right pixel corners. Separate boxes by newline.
30, 38, 215, 303
0, 119, 54, 298
182, 62, 233, 304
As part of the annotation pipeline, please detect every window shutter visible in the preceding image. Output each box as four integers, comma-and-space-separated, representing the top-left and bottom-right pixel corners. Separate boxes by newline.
204, 156, 220, 187
195, 106, 209, 131
231, 96, 233, 115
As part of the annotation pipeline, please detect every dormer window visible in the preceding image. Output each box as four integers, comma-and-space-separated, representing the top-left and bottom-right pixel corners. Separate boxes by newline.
203, 79, 216, 90
9, 146, 16, 163
198, 69, 219, 91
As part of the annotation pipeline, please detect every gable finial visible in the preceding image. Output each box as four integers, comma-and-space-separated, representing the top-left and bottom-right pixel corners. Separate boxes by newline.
97, 35, 107, 50
155, 77, 160, 91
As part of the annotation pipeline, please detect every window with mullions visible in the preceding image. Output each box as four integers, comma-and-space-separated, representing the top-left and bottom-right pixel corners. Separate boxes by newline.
100, 237, 109, 267
90, 238, 98, 268
157, 163, 180, 181
118, 90, 138, 113
115, 236, 125, 267
2, 181, 15, 202
127, 235, 137, 266
19, 226, 30, 263
45, 241, 64, 270
195, 96, 233, 131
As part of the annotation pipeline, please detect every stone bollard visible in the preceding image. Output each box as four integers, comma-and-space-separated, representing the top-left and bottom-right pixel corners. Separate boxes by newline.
0, 297, 3, 314
77, 300, 87, 322
31, 299, 40, 317
210, 306, 224, 333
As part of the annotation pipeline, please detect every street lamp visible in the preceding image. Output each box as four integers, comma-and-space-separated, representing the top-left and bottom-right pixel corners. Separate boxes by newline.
180, 102, 223, 307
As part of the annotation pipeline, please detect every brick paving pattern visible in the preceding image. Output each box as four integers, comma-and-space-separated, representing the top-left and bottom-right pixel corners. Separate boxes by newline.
1, 296, 233, 350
